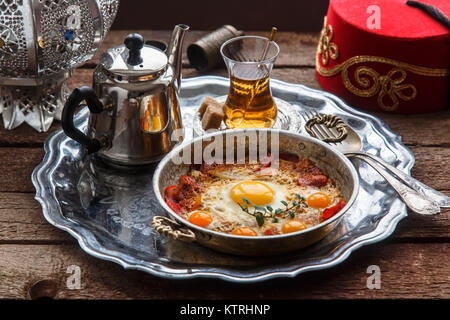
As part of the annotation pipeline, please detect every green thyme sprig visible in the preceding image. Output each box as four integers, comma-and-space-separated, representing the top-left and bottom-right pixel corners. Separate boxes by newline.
238, 194, 308, 227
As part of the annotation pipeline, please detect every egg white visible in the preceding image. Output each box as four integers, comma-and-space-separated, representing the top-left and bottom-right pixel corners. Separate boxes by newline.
221, 180, 290, 213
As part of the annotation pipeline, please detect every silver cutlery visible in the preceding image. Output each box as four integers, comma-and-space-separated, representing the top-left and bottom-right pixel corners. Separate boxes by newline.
301, 110, 445, 215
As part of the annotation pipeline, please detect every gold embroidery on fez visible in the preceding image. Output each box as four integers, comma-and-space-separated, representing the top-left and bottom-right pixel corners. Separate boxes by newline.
318, 17, 339, 66
316, 17, 449, 111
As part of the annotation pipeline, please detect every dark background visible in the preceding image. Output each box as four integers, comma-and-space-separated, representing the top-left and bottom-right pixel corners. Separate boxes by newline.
110, 0, 329, 31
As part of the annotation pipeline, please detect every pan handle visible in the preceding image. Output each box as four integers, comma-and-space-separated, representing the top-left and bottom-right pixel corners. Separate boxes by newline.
151, 216, 196, 242
62, 86, 104, 154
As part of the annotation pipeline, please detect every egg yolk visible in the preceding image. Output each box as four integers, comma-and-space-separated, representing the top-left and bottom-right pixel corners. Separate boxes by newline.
232, 227, 258, 236
307, 192, 330, 208
230, 181, 275, 206
282, 220, 307, 234
188, 211, 213, 227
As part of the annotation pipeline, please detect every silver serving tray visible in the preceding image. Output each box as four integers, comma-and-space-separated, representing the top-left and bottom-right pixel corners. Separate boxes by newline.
192, 96, 304, 136
32, 76, 414, 282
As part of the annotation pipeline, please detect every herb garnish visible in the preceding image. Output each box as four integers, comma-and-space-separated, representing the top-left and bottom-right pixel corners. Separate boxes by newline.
238, 194, 308, 227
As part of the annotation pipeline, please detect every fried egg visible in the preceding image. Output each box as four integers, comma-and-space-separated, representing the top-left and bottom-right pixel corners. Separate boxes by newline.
224, 180, 289, 212
179, 157, 344, 236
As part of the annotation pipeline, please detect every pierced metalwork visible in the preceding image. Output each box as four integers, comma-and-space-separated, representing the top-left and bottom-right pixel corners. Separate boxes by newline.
0, 0, 119, 132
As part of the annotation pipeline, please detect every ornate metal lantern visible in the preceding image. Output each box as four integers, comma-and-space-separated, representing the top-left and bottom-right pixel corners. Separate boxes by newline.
0, 0, 119, 132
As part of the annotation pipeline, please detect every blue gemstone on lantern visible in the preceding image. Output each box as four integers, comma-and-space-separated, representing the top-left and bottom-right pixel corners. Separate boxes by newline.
63, 30, 74, 41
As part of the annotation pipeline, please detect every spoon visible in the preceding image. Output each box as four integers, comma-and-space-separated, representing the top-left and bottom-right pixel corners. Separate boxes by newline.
302, 111, 445, 215
259, 27, 277, 61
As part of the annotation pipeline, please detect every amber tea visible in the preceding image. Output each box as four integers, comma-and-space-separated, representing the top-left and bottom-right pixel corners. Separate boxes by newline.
224, 65, 277, 128
221, 35, 279, 129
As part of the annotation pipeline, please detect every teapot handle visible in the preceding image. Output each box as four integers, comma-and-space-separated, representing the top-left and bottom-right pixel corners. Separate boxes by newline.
62, 86, 104, 154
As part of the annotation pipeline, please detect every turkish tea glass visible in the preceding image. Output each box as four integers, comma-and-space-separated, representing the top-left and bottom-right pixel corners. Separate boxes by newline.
220, 36, 280, 129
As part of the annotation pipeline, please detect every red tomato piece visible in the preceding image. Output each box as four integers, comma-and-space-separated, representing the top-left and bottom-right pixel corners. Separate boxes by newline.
166, 200, 184, 216
164, 185, 177, 202
321, 199, 346, 221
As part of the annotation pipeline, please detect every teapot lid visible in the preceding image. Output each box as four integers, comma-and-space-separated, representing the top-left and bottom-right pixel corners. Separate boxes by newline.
99, 33, 168, 81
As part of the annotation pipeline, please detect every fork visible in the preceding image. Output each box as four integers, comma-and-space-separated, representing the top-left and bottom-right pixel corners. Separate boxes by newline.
302, 110, 445, 215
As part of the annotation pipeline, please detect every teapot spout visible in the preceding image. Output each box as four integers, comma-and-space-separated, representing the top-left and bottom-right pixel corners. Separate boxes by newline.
167, 24, 190, 91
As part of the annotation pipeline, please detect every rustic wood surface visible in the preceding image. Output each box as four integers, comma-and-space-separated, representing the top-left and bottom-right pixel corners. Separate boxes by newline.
0, 30, 448, 300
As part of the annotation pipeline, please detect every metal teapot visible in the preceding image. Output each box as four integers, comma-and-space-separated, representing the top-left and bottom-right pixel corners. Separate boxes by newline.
62, 24, 189, 166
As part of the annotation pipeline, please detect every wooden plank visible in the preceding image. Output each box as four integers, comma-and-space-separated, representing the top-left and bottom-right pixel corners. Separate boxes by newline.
0, 67, 322, 147
0, 125, 59, 148
376, 112, 450, 147
86, 30, 319, 68
0, 192, 447, 245
1, 145, 447, 194
66, 66, 323, 90
0, 148, 44, 193
0, 193, 73, 243
183, 66, 323, 90
87, 28, 450, 149
396, 211, 450, 240
66, 68, 450, 147
410, 147, 450, 191
0, 242, 448, 299
1, 67, 448, 147
0, 194, 447, 243
66, 64, 322, 88
0, 145, 448, 241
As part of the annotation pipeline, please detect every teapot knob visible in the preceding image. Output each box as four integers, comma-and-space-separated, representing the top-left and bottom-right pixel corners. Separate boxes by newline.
124, 33, 144, 65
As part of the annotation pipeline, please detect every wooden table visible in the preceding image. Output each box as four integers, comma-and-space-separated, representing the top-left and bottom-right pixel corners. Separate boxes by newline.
0, 30, 449, 300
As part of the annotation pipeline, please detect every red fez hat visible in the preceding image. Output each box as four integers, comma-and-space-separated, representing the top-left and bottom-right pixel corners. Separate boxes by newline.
315, 0, 450, 114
